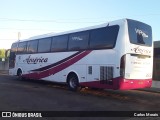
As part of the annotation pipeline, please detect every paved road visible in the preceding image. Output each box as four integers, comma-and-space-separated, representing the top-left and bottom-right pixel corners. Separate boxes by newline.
0, 75, 160, 120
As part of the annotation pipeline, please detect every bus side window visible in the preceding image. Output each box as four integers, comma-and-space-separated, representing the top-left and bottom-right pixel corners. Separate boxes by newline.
89, 25, 119, 49
68, 31, 89, 51
51, 35, 68, 52
38, 37, 52, 53
27, 40, 38, 53
17, 42, 27, 54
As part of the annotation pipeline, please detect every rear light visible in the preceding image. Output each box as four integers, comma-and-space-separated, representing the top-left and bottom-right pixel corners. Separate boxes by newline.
120, 55, 126, 77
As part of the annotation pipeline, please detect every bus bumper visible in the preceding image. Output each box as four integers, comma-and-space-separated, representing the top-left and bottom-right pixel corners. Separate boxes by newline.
118, 77, 152, 90
80, 77, 152, 90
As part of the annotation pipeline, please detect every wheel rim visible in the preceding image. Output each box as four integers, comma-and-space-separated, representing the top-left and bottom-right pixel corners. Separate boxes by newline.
69, 77, 77, 89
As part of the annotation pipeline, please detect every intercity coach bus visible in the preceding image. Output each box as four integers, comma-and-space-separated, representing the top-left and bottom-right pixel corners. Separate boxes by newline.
9, 19, 153, 91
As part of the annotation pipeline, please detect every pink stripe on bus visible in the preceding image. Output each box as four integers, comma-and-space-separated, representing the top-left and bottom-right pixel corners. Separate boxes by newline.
23, 50, 92, 79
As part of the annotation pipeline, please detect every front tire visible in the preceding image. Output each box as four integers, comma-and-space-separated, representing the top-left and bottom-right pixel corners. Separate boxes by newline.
67, 74, 80, 91
17, 69, 23, 80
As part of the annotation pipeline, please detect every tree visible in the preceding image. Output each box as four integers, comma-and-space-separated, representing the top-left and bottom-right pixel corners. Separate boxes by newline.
0, 49, 5, 58
6, 49, 10, 58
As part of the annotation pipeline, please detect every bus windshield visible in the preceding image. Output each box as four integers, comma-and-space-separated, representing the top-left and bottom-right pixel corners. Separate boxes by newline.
127, 19, 152, 46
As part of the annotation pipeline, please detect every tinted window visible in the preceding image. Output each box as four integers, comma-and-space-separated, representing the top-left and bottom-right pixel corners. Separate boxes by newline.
51, 35, 68, 52
127, 19, 152, 46
27, 40, 38, 53
9, 43, 18, 68
38, 38, 51, 53
68, 31, 89, 50
11, 43, 18, 52
17, 42, 27, 54
89, 25, 119, 49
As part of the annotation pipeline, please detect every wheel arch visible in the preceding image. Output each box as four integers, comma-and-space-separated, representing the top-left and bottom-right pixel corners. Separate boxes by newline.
66, 71, 79, 83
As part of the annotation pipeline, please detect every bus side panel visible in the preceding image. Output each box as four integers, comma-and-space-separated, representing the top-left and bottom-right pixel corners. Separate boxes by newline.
49, 65, 87, 83
80, 49, 119, 89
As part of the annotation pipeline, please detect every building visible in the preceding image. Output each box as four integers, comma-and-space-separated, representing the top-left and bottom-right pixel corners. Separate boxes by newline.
153, 41, 160, 80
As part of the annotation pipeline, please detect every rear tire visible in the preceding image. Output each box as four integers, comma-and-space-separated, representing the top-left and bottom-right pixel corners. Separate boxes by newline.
67, 74, 80, 91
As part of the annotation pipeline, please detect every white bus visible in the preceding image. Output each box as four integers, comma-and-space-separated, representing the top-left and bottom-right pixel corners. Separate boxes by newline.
9, 19, 153, 91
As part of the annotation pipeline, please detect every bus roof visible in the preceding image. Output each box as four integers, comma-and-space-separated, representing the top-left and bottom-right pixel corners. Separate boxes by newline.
12, 18, 127, 43
13, 18, 144, 43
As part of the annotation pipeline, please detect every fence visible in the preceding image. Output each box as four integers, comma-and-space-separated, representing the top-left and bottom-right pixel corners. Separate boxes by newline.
0, 60, 9, 71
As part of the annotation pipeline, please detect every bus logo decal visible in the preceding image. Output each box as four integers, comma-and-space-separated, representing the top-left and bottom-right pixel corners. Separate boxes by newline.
23, 55, 48, 64
131, 46, 151, 55
135, 28, 148, 38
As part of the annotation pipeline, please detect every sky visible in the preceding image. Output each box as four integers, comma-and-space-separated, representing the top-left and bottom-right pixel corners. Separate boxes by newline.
0, 0, 160, 49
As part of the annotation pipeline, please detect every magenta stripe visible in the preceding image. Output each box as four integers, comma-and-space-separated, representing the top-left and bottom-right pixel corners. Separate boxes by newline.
31, 51, 82, 72
23, 50, 92, 79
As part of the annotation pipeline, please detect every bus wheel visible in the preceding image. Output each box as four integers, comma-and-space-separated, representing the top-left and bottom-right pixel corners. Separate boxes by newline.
17, 69, 23, 80
67, 73, 80, 91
